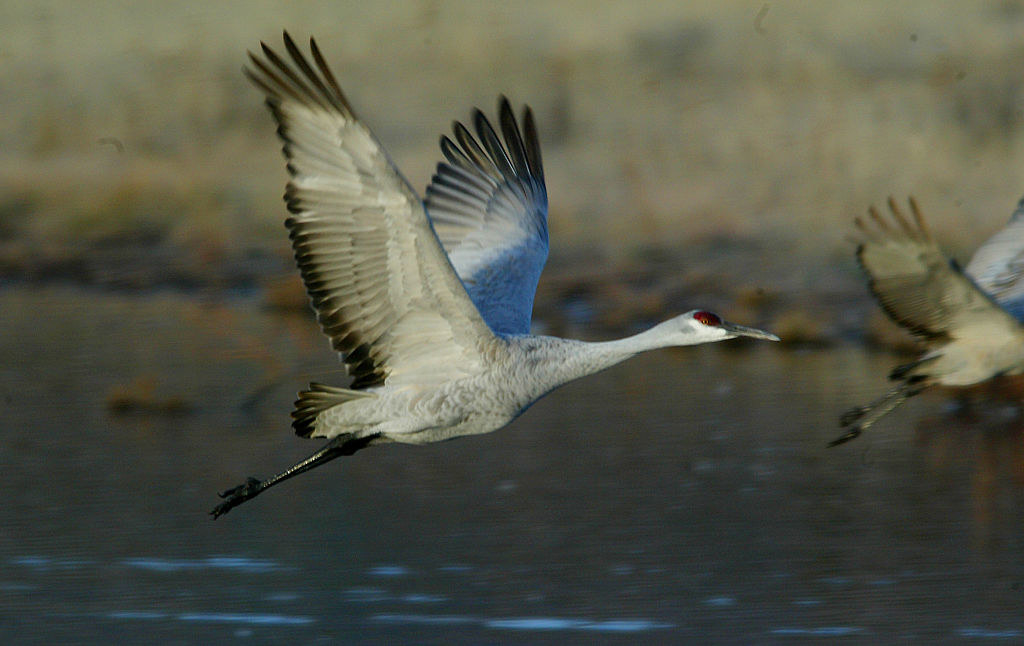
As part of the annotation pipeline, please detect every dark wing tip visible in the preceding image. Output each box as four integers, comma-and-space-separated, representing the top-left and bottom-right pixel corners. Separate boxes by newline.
521, 104, 544, 186
451, 118, 501, 180
474, 104, 517, 179
246, 32, 354, 118
497, 96, 531, 180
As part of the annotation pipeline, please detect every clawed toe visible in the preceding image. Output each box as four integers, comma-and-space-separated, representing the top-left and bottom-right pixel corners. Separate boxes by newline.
210, 477, 264, 519
832, 407, 867, 446
839, 407, 867, 426
218, 477, 261, 499
827, 427, 861, 447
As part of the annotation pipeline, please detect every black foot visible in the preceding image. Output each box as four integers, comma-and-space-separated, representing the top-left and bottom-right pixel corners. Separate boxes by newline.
210, 476, 264, 519
839, 406, 868, 427
827, 427, 861, 447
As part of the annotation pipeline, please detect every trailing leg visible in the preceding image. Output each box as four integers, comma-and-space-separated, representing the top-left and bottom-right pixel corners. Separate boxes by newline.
829, 382, 927, 447
210, 433, 380, 518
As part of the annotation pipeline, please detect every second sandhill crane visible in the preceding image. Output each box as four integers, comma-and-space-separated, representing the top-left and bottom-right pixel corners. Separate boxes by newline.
831, 196, 1024, 446
211, 33, 779, 518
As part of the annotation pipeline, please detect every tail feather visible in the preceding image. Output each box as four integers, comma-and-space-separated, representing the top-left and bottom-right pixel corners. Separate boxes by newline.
829, 381, 928, 446
292, 382, 373, 437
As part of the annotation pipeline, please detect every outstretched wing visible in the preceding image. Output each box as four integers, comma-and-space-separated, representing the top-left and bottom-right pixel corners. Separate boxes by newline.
247, 33, 495, 390
424, 98, 548, 336
854, 197, 1022, 341
964, 196, 1024, 321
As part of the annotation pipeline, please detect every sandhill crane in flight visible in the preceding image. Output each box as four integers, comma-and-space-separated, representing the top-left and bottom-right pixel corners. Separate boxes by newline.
210, 33, 779, 518
831, 196, 1024, 446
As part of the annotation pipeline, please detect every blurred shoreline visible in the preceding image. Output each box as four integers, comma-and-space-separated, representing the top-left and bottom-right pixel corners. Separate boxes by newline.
0, 236, 910, 353
4, 0, 1024, 349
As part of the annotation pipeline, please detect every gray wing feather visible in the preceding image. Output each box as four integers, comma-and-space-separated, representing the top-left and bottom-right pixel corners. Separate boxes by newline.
248, 32, 495, 390
855, 197, 1022, 341
424, 97, 549, 336
964, 196, 1024, 321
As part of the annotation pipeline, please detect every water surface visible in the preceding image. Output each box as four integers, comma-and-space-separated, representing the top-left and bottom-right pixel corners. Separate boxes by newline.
2, 287, 1023, 643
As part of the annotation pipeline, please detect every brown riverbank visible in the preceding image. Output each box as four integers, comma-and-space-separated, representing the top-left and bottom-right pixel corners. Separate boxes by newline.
5, 1, 1023, 352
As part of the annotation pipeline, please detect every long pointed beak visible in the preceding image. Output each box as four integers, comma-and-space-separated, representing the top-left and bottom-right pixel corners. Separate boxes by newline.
722, 321, 780, 342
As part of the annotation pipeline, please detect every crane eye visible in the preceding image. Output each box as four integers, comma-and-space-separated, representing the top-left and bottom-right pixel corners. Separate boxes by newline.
694, 311, 721, 326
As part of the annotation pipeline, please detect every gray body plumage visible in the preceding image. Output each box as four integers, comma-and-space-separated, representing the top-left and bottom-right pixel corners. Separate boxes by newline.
314, 337, 601, 445
314, 326, 714, 446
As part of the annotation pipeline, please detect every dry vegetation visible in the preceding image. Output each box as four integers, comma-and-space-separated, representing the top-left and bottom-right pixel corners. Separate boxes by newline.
2, 1, 1024, 342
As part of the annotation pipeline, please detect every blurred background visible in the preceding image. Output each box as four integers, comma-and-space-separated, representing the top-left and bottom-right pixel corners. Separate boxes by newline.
2, 1, 1024, 643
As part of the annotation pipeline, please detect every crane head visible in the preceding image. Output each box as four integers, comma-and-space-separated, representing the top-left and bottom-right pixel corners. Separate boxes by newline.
671, 310, 780, 345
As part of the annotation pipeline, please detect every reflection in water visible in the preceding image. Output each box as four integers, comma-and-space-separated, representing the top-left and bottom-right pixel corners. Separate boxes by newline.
1, 288, 1024, 643
912, 394, 1024, 554
769, 626, 864, 636
121, 556, 287, 573
111, 611, 316, 626
373, 614, 674, 633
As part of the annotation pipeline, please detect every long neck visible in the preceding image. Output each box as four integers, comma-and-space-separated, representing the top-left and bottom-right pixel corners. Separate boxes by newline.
579, 322, 681, 371
518, 321, 680, 395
